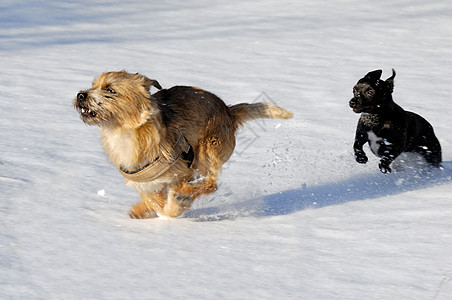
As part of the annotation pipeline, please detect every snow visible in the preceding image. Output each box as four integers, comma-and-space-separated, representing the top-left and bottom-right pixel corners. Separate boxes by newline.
1, 0, 452, 299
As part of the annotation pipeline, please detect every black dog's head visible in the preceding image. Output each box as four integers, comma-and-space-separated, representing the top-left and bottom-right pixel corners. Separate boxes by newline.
349, 69, 396, 114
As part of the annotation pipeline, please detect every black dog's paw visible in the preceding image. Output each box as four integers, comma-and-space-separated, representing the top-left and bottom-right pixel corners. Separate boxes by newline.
378, 160, 392, 173
355, 151, 368, 164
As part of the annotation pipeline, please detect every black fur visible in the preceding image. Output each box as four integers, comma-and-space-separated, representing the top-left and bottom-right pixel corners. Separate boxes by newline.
349, 69, 442, 173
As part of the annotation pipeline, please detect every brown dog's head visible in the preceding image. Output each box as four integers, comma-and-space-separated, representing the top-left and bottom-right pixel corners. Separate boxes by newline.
349, 69, 396, 114
74, 71, 162, 128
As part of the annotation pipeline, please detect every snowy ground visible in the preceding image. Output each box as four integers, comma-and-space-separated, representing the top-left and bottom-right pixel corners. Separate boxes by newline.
1, 0, 452, 299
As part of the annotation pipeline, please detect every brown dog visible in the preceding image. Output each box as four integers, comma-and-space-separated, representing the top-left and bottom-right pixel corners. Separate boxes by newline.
74, 71, 293, 218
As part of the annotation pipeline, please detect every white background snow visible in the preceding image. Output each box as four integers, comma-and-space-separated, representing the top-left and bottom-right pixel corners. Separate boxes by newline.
1, 0, 452, 299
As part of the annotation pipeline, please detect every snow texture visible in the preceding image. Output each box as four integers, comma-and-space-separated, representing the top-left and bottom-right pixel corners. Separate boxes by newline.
1, 0, 452, 299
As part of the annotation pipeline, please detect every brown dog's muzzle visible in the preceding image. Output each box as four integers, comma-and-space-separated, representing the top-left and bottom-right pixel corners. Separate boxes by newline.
77, 92, 87, 103
75, 92, 97, 118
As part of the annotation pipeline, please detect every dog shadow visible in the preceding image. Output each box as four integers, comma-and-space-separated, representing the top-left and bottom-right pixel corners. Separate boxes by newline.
185, 161, 452, 222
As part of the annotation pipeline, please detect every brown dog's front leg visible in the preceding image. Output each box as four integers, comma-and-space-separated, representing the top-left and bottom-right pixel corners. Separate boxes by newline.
129, 191, 166, 219
163, 193, 195, 218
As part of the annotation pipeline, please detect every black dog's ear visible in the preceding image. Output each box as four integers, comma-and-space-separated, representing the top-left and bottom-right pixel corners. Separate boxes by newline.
385, 69, 396, 93
364, 69, 382, 82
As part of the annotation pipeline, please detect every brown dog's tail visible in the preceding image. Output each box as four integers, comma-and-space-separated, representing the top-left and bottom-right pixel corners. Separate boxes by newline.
229, 102, 293, 126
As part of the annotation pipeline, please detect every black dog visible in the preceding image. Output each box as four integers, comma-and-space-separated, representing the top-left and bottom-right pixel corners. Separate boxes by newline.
349, 69, 442, 173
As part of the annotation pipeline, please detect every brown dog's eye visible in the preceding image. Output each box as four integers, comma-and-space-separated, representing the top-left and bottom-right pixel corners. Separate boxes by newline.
106, 87, 115, 94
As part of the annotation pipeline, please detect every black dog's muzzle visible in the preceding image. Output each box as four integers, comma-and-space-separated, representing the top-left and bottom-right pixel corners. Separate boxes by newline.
349, 97, 362, 110
349, 97, 358, 108
349, 96, 374, 113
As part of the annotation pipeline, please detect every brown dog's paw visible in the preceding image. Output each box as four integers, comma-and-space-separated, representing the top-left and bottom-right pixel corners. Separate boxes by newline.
129, 210, 158, 219
129, 202, 158, 219
162, 195, 194, 218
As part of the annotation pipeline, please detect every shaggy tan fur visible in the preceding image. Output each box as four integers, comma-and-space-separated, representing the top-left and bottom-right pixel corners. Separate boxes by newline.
74, 71, 293, 218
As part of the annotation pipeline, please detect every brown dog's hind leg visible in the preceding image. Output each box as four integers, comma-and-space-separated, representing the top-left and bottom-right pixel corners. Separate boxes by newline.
163, 175, 218, 218
181, 134, 232, 199
175, 175, 218, 199
163, 133, 233, 217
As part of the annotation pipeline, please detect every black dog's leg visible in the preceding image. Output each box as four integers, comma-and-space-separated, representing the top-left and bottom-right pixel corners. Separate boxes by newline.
353, 123, 369, 164
377, 137, 402, 174
418, 138, 442, 168
378, 157, 393, 173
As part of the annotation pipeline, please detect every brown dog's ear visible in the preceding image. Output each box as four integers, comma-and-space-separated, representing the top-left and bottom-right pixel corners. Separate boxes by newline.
364, 69, 382, 82
385, 69, 396, 93
146, 78, 162, 90
136, 73, 162, 91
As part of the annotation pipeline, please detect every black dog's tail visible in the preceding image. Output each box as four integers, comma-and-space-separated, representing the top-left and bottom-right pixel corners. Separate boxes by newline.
229, 102, 293, 126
